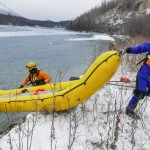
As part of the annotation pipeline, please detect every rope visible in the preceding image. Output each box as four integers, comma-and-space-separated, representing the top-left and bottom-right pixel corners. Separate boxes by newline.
109, 80, 135, 83
106, 82, 135, 88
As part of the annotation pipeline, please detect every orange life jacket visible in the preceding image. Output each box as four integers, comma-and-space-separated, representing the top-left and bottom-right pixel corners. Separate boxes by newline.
21, 70, 51, 87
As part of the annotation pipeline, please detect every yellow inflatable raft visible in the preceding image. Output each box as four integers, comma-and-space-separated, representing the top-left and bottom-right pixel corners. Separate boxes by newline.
0, 51, 121, 112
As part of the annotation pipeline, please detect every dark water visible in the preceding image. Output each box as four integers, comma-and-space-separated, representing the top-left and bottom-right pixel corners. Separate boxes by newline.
0, 25, 114, 132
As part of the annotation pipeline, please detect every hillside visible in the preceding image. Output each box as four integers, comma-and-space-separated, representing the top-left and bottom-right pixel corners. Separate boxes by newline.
67, 0, 150, 36
0, 14, 69, 28
0, 2, 69, 28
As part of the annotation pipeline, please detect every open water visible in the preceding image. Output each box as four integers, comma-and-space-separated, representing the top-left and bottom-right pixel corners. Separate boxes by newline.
0, 25, 115, 132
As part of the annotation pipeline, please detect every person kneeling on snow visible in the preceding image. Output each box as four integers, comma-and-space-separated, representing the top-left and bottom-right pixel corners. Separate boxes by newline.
19, 61, 51, 88
119, 42, 150, 119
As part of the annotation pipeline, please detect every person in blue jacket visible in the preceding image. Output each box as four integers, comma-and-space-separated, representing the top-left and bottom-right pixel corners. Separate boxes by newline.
120, 42, 150, 119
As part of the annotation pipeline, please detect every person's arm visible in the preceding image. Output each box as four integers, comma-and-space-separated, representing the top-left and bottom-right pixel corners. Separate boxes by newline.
39, 70, 51, 84
129, 42, 150, 54
20, 75, 30, 88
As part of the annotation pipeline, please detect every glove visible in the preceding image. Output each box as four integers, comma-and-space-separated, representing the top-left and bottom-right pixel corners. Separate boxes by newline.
119, 47, 131, 56
35, 80, 45, 85
119, 49, 126, 56
126, 47, 131, 53
21, 89, 28, 93
18, 85, 23, 89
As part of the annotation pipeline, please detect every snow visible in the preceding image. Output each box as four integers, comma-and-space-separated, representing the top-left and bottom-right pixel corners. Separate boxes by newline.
125, 12, 132, 19
65, 34, 114, 41
112, 34, 130, 41
0, 25, 80, 37
1, 55, 150, 150
145, 8, 150, 15
0, 2, 20, 17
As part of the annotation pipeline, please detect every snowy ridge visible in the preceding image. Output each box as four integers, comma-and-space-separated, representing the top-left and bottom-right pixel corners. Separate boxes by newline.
93, 0, 150, 34
99, 7, 150, 31
0, 2, 20, 17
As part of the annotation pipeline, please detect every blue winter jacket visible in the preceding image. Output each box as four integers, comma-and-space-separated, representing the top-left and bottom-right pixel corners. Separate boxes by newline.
130, 42, 150, 54
129, 42, 150, 92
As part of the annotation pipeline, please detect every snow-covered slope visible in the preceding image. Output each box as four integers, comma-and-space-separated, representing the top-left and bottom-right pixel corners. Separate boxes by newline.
1, 56, 150, 150
68, 0, 150, 35
95, 0, 150, 33
0, 2, 20, 16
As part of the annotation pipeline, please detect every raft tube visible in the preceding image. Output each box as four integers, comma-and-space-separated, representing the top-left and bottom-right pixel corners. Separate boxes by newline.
0, 81, 76, 96
0, 51, 121, 112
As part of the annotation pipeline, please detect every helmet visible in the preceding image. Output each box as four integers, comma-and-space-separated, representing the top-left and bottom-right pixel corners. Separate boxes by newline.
26, 62, 37, 70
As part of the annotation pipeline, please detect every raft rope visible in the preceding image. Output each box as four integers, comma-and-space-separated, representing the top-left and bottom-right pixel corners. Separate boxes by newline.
106, 82, 135, 88
109, 80, 135, 83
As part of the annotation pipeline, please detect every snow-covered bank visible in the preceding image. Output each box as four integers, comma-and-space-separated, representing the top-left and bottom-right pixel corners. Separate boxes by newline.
1, 59, 150, 150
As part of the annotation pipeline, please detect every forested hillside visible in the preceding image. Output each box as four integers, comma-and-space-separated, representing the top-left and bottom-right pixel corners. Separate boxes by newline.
67, 0, 150, 37
0, 14, 69, 28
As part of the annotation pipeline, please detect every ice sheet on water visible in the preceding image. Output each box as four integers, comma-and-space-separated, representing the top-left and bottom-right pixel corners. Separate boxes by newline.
0, 25, 115, 42
0, 25, 86, 38
65, 34, 114, 41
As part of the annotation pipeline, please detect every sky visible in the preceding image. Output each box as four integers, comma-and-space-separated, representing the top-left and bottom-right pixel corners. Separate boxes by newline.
0, 0, 101, 21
